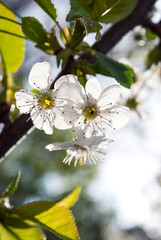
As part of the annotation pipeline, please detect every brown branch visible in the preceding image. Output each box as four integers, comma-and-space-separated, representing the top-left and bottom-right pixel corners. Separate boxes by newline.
0, 0, 157, 160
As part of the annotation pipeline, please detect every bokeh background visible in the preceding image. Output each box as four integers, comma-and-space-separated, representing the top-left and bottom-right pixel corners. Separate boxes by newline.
1, 0, 161, 239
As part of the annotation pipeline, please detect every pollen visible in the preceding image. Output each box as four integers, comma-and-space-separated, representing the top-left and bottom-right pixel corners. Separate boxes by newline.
38, 95, 54, 109
82, 104, 98, 120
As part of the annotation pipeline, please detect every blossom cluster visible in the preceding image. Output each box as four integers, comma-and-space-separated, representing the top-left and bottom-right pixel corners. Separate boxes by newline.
15, 62, 130, 166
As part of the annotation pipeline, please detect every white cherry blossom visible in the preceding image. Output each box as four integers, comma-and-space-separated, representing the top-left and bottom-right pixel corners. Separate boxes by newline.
56, 77, 130, 137
15, 62, 77, 134
46, 132, 113, 166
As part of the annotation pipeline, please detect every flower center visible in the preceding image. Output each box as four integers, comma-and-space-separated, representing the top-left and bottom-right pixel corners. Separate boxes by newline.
82, 104, 98, 121
38, 95, 54, 109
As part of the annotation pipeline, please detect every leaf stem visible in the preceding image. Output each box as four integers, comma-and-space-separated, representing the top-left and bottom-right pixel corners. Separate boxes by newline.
0, 16, 21, 25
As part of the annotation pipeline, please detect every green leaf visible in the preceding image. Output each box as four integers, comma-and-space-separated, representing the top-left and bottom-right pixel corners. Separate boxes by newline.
15, 202, 80, 240
57, 48, 72, 69
0, 3, 24, 74
34, 0, 57, 22
98, 0, 138, 23
146, 28, 156, 41
59, 185, 81, 208
95, 52, 133, 88
22, 17, 48, 44
92, 0, 119, 19
93, 61, 112, 76
66, 0, 119, 21
4, 171, 21, 198
66, 0, 92, 22
70, 20, 86, 49
0, 210, 44, 240
80, 18, 102, 34
77, 75, 87, 88
145, 45, 161, 69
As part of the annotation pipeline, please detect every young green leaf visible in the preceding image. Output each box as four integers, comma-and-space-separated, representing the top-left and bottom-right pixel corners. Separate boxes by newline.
66, 0, 119, 21
80, 18, 102, 34
92, 0, 119, 19
98, 0, 138, 23
3, 171, 21, 198
70, 20, 86, 49
95, 52, 133, 88
57, 48, 72, 69
14, 201, 80, 240
66, 0, 92, 22
145, 45, 161, 69
58, 185, 81, 208
0, 3, 24, 74
34, 0, 57, 22
21, 17, 48, 44
0, 212, 45, 240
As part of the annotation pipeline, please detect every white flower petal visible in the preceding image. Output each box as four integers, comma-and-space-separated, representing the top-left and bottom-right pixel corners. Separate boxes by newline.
15, 90, 37, 113
45, 142, 72, 151
101, 106, 130, 129
55, 82, 86, 106
43, 116, 54, 135
60, 104, 80, 126
29, 62, 51, 91
97, 139, 113, 149
46, 133, 112, 166
97, 85, 120, 108
54, 108, 72, 129
85, 77, 102, 103
30, 107, 53, 134
54, 74, 79, 90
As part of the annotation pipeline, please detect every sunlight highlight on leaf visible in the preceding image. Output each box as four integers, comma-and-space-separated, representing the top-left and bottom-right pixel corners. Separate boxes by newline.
15, 201, 80, 240
0, 3, 24, 74
59, 185, 82, 208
